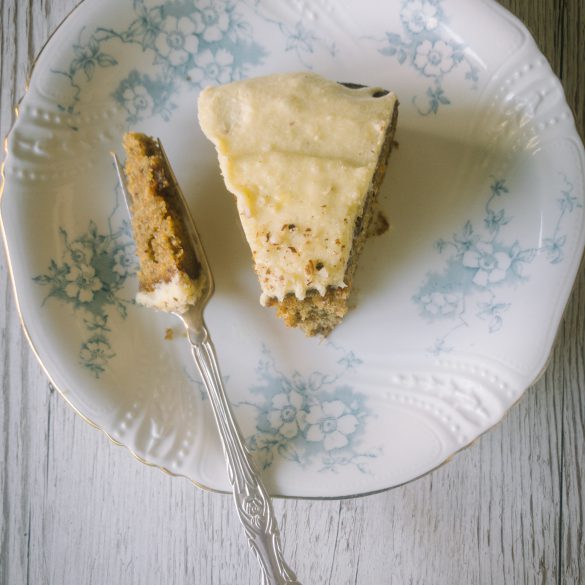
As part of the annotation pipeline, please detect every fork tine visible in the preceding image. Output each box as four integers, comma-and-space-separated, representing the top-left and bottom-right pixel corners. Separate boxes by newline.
111, 152, 133, 215
156, 138, 181, 189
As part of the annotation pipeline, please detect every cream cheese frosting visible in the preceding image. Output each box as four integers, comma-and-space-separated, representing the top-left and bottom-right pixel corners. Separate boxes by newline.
136, 272, 203, 314
198, 72, 397, 302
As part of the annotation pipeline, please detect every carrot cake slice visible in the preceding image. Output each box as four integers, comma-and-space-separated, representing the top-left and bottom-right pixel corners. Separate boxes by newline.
198, 72, 399, 336
122, 132, 203, 314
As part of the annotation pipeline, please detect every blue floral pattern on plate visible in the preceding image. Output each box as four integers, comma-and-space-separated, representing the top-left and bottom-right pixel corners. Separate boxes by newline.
52, 0, 267, 123
242, 345, 379, 473
247, 1, 337, 68
413, 175, 583, 354
33, 190, 138, 376
374, 0, 480, 115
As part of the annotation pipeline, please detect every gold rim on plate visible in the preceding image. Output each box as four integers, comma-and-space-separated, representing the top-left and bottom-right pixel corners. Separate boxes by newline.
0, 0, 571, 500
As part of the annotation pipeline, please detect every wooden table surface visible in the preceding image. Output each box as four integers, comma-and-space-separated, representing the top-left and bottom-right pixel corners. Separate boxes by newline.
1, 1, 583, 584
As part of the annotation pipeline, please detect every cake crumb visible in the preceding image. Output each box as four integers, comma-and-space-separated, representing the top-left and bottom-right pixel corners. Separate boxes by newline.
164, 327, 187, 339
368, 210, 390, 237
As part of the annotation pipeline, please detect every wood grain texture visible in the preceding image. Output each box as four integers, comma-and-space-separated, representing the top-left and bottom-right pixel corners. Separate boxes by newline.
0, 1, 583, 584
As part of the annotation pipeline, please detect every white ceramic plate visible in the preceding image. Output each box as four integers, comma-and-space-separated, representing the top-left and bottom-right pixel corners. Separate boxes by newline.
2, 0, 584, 498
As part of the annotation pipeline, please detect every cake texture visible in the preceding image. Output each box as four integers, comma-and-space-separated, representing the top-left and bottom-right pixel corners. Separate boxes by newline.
122, 132, 203, 313
198, 72, 399, 335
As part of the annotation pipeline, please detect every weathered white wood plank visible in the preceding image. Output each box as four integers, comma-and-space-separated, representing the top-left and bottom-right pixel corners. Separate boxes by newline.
559, 269, 585, 585
558, 0, 585, 581
1, 1, 583, 585
1, 3, 65, 585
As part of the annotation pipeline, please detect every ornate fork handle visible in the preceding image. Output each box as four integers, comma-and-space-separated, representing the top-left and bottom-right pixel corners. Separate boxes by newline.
187, 321, 301, 585
112, 143, 299, 583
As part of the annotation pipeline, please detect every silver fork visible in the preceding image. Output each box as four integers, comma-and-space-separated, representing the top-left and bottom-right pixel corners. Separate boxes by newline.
112, 142, 301, 585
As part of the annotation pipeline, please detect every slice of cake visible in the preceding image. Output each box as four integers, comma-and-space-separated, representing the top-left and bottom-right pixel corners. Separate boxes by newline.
198, 72, 399, 336
122, 132, 203, 314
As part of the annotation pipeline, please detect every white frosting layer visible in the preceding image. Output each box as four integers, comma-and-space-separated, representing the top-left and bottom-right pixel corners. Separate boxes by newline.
136, 272, 203, 314
198, 72, 397, 301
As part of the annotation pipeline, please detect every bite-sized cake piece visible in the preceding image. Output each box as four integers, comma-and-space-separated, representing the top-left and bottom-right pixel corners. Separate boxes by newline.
198, 72, 399, 336
122, 132, 203, 314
